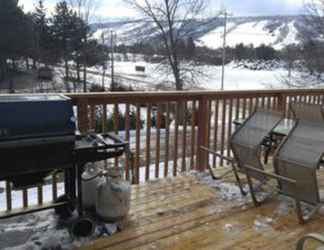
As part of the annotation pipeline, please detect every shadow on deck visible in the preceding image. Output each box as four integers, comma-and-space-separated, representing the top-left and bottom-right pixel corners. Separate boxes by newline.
78, 167, 324, 250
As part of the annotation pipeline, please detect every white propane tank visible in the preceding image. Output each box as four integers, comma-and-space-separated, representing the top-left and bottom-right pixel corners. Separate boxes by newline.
96, 167, 131, 222
82, 163, 103, 210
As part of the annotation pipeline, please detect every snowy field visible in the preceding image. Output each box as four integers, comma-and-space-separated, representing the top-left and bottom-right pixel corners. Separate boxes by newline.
85, 59, 287, 91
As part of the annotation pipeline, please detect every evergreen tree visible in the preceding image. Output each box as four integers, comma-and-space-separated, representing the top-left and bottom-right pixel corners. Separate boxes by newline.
0, 0, 35, 81
51, 1, 80, 92
32, 0, 55, 65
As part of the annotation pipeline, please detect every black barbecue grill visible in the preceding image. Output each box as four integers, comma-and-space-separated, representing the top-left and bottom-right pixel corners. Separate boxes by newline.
0, 94, 131, 225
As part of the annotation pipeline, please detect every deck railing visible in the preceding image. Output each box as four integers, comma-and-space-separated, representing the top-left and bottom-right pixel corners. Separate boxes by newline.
1, 88, 324, 213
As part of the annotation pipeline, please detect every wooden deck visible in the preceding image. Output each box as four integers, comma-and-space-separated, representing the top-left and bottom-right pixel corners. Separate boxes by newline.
79, 170, 324, 250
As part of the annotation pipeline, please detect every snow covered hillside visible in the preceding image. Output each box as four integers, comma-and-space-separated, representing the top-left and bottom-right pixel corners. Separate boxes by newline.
92, 15, 311, 49
200, 19, 300, 50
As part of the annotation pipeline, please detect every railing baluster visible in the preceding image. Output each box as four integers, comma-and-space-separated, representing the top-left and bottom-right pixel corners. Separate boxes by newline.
248, 97, 253, 115
37, 184, 43, 206
113, 104, 119, 168
52, 174, 57, 201
287, 96, 293, 119
213, 99, 219, 167
181, 102, 188, 172
135, 104, 141, 184
102, 104, 107, 132
173, 102, 179, 177
164, 103, 170, 176
220, 99, 226, 166
235, 97, 240, 119
227, 98, 233, 159
190, 101, 196, 170
274, 95, 278, 110
242, 98, 247, 119
255, 96, 259, 110
23, 189, 28, 208
90, 105, 96, 130
145, 104, 152, 181
267, 96, 271, 109
125, 104, 130, 181
155, 104, 162, 178
261, 96, 265, 109
6, 181, 12, 211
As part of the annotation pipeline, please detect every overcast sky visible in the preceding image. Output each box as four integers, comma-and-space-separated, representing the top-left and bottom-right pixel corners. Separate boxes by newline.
19, 0, 307, 19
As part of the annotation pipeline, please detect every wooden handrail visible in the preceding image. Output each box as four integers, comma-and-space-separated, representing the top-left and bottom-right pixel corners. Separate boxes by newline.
63, 88, 324, 104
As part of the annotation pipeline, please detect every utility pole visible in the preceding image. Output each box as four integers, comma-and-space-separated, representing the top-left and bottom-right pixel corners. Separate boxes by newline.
110, 30, 116, 91
220, 9, 232, 91
101, 32, 107, 89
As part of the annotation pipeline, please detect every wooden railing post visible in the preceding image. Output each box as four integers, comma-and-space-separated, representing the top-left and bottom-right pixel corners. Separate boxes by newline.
196, 97, 209, 172
277, 93, 285, 112
77, 98, 89, 133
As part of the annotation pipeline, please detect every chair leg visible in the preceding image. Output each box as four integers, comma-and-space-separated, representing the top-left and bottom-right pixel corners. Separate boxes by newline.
207, 161, 247, 197
246, 173, 260, 207
208, 164, 233, 180
295, 202, 321, 225
232, 164, 247, 196
294, 197, 304, 225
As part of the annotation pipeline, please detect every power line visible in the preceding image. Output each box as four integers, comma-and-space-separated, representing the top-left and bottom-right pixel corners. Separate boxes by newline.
110, 30, 117, 91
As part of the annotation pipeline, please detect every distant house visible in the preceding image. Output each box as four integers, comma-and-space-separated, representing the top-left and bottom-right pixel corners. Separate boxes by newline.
135, 65, 145, 73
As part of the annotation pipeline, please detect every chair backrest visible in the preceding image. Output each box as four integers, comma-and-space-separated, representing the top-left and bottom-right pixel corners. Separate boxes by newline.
231, 109, 283, 180
290, 102, 324, 123
274, 103, 324, 205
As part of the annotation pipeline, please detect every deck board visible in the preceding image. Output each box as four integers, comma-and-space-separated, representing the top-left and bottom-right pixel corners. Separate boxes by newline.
78, 170, 324, 250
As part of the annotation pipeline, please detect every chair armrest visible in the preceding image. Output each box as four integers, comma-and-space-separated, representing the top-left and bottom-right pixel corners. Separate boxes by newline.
200, 146, 235, 163
243, 165, 297, 184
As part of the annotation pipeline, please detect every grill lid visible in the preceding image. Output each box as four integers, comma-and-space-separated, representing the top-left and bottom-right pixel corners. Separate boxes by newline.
0, 94, 76, 142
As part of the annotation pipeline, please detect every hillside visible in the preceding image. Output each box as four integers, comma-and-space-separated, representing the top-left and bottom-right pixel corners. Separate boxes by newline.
92, 15, 314, 50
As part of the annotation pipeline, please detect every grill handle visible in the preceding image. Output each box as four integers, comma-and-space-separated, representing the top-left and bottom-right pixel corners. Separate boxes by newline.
102, 133, 128, 148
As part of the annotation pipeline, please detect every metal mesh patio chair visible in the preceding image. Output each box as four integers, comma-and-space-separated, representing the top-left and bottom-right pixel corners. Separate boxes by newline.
273, 102, 324, 223
297, 233, 324, 250
201, 109, 283, 196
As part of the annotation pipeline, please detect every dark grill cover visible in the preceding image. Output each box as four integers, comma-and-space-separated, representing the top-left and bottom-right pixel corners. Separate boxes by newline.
0, 94, 76, 141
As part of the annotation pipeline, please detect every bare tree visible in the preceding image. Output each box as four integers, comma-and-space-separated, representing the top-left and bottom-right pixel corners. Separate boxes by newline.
124, 0, 208, 90
68, 0, 99, 92
293, 1, 324, 86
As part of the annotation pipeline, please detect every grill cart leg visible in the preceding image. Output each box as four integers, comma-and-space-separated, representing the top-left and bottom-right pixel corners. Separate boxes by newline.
64, 167, 76, 202
76, 163, 84, 216
54, 167, 77, 219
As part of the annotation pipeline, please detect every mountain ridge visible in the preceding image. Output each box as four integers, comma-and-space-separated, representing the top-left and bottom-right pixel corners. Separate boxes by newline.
91, 15, 314, 50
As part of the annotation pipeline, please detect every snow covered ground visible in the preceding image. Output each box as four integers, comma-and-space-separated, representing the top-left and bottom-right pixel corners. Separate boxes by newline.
85, 59, 287, 91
